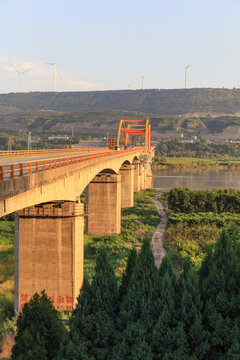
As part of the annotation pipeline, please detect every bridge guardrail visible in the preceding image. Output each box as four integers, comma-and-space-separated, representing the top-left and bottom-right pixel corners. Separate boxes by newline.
0, 148, 143, 182
0, 147, 109, 158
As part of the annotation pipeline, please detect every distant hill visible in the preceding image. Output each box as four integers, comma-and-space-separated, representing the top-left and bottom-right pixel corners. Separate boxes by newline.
1, 88, 240, 115
1, 89, 240, 139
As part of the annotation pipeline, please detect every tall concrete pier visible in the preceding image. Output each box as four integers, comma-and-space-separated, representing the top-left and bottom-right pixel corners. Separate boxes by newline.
87, 173, 121, 235
119, 163, 134, 207
14, 202, 84, 313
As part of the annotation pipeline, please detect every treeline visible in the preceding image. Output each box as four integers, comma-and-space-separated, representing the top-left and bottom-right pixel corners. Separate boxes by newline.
154, 139, 240, 158
12, 231, 240, 360
168, 187, 240, 213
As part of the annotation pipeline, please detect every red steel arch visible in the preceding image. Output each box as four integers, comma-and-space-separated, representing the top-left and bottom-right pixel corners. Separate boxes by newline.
116, 119, 151, 151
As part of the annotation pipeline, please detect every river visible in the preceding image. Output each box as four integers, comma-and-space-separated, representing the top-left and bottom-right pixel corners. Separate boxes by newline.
152, 168, 240, 190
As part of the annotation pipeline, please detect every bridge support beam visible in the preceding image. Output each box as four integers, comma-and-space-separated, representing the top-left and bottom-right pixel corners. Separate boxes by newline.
14, 202, 84, 314
133, 161, 141, 192
119, 164, 134, 207
87, 173, 121, 235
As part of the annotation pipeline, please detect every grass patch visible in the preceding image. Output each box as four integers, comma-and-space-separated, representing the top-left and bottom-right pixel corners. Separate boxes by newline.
84, 189, 160, 283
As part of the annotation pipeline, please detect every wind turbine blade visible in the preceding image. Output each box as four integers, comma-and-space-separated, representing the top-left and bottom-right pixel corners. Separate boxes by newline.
21, 69, 31, 75
45, 62, 55, 66
14, 67, 20, 74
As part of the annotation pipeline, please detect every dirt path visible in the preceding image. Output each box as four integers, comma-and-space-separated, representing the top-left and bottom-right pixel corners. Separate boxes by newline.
151, 194, 167, 268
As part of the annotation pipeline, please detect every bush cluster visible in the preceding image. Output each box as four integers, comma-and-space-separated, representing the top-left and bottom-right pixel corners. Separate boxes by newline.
168, 187, 240, 213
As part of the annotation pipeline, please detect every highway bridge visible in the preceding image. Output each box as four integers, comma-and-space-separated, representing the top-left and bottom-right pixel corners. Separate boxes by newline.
0, 120, 154, 313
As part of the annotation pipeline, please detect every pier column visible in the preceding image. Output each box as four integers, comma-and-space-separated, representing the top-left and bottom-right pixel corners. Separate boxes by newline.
119, 164, 134, 207
139, 165, 147, 190
133, 161, 141, 192
87, 173, 121, 235
146, 167, 153, 189
15, 202, 84, 314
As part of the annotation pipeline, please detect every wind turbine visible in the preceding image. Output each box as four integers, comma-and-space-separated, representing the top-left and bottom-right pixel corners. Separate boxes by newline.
15, 68, 30, 92
184, 65, 190, 88
141, 71, 145, 90
45, 62, 61, 91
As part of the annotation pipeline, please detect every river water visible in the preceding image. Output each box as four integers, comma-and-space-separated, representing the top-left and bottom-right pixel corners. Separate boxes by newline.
152, 169, 240, 191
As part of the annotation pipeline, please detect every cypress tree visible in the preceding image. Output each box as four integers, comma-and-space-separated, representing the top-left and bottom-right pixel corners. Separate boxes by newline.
12, 291, 66, 360
58, 249, 119, 360
113, 239, 159, 360
199, 227, 240, 359
227, 342, 240, 359
152, 256, 184, 360
177, 259, 209, 359
119, 248, 137, 301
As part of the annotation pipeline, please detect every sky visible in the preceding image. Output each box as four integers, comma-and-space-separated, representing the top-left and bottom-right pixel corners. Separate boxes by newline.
0, 0, 240, 93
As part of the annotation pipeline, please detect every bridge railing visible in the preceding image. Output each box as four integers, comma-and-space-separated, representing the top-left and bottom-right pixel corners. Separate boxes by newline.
0, 148, 109, 158
0, 148, 142, 182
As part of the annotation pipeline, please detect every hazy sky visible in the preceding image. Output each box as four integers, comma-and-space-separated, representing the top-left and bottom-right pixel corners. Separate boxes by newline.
1, 0, 240, 93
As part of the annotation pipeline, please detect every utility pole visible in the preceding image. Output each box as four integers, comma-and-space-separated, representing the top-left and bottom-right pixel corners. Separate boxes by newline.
8, 137, 12, 151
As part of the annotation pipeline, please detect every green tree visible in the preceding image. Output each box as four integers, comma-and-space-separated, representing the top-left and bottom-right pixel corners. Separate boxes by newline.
199, 228, 240, 359
113, 239, 159, 360
12, 291, 66, 360
58, 249, 119, 360
178, 259, 209, 359
153, 256, 183, 360
119, 248, 137, 301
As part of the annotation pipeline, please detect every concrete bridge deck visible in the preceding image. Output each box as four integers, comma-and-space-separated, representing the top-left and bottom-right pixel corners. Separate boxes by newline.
0, 146, 154, 313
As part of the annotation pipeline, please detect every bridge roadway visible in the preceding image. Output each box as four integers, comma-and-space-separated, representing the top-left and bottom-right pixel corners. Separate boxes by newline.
0, 146, 154, 313
0, 146, 152, 216
0, 148, 111, 180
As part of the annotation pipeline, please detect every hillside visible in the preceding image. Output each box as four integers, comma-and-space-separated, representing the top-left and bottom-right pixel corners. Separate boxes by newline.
1, 88, 240, 114
1, 89, 240, 141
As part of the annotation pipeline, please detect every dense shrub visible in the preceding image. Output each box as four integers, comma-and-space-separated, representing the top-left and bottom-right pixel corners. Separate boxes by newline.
168, 187, 240, 213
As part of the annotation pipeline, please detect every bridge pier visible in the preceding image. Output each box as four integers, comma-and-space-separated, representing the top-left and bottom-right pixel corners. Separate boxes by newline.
146, 167, 153, 189
133, 160, 141, 192
139, 165, 147, 190
86, 173, 121, 235
14, 202, 84, 314
119, 164, 134, 207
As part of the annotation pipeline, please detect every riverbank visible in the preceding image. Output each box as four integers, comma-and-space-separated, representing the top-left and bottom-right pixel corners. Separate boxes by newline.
152, 157, 240, 170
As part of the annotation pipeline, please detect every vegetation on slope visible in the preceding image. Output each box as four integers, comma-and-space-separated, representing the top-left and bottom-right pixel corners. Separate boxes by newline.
2, 88, 240, 114
2, 89, 240, 141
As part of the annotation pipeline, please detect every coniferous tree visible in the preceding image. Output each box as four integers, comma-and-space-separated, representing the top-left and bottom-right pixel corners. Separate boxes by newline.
177, 259, 209, 360
113, 239, 159, 360
152, 256, 183, 360
12, 291, 66, 360
199, 228, 240, 359
227, 342, 240, 359
119, 248, 137, 301
58, 249, 119, 360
